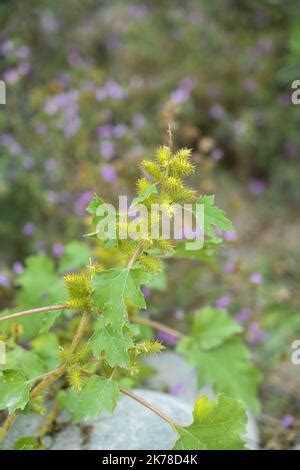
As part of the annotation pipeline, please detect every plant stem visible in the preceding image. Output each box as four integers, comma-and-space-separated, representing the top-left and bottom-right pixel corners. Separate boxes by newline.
0, 414, 17, 443
127, 242, 144, 269
31, 311, 89, 399
30, 364, 67, 399
119, 386, 179, 427
0, 304, 67, 323
37, 402, 60, 438
70, 311, 89, 352
0, 311, 89, 444
130, 315, 183, 338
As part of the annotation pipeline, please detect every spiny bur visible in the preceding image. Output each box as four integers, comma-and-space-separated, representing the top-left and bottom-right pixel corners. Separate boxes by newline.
64, 270, 92, 310
67, 365, 84, 391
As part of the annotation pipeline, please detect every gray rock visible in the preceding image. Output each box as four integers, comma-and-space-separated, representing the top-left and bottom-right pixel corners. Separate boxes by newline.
145, 351, 260, 449
2, 351, 260, 450
2, 389, 192, 450
51, 426, 83, 450
2, 413, 44, 450
87, 389, 192, 450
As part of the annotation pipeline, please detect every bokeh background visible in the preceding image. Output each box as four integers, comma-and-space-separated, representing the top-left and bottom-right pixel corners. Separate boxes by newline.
0, 0, 300, 448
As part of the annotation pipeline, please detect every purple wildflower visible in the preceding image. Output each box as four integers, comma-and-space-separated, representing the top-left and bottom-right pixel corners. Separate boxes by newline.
22, 156, 34, 170
12, 261, 24, 275
132, 114, 145, 129
171, 87, 190, 104
170, 77, 196, 104
105, 80, 126, 100
222, 230, 237, 241
47, 191, 59, 205
281, 414, 295, 429
156, 331, 178, 346
100, 140, 115, 160
101, 164, 117, 183
1, 40, 14, 56
18, 62, 31, 76
211, 148, 224, 161
113, 124, 128, 138
247, 322, 268, 344
235, 307, 253, 325
74, 191, 93, 216
97, 125, 114, 139
223, 262, 235, 274
142, 286, 151, 298
52, 242, 64, 258
175, 308, 185, 321
215, 295, 231, 309
45, 159, 57, 172
15, 45, 30, 59
3, 68, 19, 84
250, 272, 263, 285
168, 383, 185, 396
209, 104, 224, 119
249, 179, 266, 196
0, 273, 10, 287
22, 222, 35, 236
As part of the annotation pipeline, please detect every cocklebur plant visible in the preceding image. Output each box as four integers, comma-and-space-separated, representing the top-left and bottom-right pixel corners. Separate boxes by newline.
0, 141, 261, 450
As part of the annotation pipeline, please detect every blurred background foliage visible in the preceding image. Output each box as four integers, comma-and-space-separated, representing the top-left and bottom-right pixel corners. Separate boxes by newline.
0, 0, 300, 448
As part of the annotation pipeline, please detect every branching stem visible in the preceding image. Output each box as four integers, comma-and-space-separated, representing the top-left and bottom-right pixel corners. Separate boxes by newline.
126, 242, 144, 269
0, 304, 67, 323
130, 315, 183, 338
119, 386, 179, 428
37, 402, 60, 438
0, 311, 89, 444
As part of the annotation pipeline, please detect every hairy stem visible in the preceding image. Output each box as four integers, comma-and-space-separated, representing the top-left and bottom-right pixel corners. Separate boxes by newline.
119, 386, 179, 427
130, 315, 183, 338
0, 311, 89, 444
126, 242, 144, 269
37, 403, 60, 438
0, 414, 17, 443
30, 364, 67, 399
0, 304, 67, 323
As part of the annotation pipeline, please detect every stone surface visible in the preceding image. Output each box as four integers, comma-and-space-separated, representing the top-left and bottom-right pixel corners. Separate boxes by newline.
3, 389, 192, 450
2, 413, 44, 450
145, 351, 260, 449
87, 389, 192, 450
2, 351, 260, 450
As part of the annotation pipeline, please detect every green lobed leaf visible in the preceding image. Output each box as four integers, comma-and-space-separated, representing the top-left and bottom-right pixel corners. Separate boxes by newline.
30, 333, 60, 371
177, 337, 262, 412
89, 321, 134, 368
175, 239, 221, 260
2, 347, 47, 380
58, 375, 119, 422
92, 267, 148, 331
86, 194, 104, 216
85, 194, 116, 240
173, 393, 247, 450
190, 307, 243, 350
196, 195, 234, 241
14, 436, 44, 450
0, 369, 31, 414
58, 241, 92, 273
6, 254, 66, 338
131, 184, 158, 206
